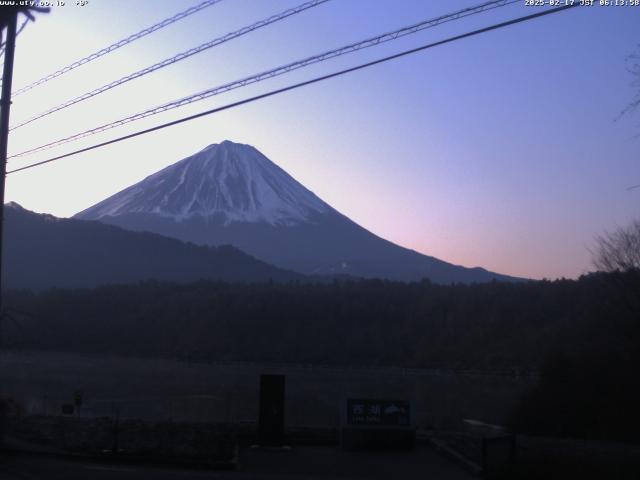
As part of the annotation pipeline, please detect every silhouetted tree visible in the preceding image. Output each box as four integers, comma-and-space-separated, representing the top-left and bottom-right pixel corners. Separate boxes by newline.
621, 44, 640, 120
593, 220, 640, 272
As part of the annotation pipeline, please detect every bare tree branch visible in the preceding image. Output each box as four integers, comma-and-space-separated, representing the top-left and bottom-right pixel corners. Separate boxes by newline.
619, 44, 640, 119
593, 220, 640, 272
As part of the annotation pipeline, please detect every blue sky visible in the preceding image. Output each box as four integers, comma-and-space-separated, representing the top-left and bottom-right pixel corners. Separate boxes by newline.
4, 0, 640, 279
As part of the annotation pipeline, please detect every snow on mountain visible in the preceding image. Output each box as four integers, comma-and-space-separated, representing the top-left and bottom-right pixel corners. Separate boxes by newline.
75, 140, 521, 283
77, 140, 330, 226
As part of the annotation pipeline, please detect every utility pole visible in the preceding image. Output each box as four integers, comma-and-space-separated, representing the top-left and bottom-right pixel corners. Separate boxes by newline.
0, 10, 18, 331
0, 6, 48, 332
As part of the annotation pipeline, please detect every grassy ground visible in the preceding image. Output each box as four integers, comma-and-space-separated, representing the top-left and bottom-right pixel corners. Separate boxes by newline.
0, 350, 535, 429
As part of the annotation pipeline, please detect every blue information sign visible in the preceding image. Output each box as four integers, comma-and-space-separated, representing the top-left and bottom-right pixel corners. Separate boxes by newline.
346, 399, 411, 427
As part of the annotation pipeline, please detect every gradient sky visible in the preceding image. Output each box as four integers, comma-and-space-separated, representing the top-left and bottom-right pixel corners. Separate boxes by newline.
4, 0, 639, 280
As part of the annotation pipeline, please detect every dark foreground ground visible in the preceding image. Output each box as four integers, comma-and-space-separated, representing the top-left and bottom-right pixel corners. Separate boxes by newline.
0, 350, 534, 428
0, 446, 473, 480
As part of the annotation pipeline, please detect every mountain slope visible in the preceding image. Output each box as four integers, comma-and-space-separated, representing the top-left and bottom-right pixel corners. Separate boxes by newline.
78, 140, 330, 226
76, 140, 520, 283
3, 202, 301, 291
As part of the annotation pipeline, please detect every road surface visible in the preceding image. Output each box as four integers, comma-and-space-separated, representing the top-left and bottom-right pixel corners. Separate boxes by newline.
0, 445, 474, 479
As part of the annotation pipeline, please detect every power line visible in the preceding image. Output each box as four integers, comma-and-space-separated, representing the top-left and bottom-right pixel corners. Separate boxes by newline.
11, 0, 224, 97
15, 16, 28, 36
0, 17, 29, 48
0, 7, 49, 95
0, 17, 30, 62
9, 0, 520, 159
9, 0, 330, 131
0, 18, 29, 99
7, 3, 579, 175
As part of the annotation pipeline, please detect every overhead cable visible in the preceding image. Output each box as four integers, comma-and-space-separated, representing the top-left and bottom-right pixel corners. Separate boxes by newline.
7, 3, 580, 174
12, 0, 224, 97
9, 0, 330, 131
9, 0, 520, 158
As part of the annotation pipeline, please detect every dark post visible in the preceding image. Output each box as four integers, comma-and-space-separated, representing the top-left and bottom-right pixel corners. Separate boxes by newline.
0, 11, 18, 320
258, 374, 285, 446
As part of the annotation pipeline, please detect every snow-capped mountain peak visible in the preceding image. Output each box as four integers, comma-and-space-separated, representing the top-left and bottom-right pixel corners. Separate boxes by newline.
77, 140, 331, 226
74, 140, 519, 283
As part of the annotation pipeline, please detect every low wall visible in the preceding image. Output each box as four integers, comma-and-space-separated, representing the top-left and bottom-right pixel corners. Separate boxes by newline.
5, 415, 237, 465
433, 428, 640, 479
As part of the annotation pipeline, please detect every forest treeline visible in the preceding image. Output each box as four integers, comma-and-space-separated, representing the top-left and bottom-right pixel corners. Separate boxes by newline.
3, 271, 640, 442
2, 271, 637, 370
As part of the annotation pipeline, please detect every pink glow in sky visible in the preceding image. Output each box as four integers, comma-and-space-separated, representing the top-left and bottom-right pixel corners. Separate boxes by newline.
4, 0, 640, 280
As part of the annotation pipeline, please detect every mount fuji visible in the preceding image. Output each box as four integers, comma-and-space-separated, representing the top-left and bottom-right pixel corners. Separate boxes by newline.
75, 140, 518, 283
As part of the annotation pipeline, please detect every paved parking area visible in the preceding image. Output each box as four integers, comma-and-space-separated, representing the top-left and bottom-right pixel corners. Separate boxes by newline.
0, 446, 473, 479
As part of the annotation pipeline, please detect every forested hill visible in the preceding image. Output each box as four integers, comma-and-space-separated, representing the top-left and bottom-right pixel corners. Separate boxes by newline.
3, 202, 302, 290
4, 271, 638, 371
